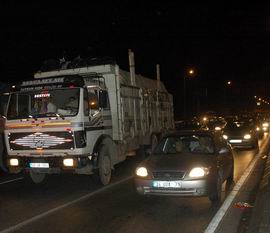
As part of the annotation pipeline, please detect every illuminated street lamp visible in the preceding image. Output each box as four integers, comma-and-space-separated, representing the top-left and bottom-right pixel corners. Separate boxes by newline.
189, 69, 194, 75
227, 81, 231, 85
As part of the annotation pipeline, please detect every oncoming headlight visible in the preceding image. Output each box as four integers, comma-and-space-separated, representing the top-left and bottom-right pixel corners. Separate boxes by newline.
244, 134, 251, 139
263, 123, 269, 127
189, 167, 209, 178
136, 167, 148, 177
223, 134, 228, 140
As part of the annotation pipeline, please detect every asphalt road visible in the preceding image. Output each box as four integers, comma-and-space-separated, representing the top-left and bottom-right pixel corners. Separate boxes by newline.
0, 135, 268, 233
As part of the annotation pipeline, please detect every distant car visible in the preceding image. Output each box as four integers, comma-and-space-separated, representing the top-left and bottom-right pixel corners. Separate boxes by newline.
206, 117, 226, 132
222, 120, 258, 149
134, 131, 234, 203
175, 119, 205, 131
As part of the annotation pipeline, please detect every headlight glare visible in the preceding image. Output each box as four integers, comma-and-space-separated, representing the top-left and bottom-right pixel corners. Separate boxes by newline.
215, 126, 221, 131
223, 134, 228, 140
63, 158, 74, 167
244, 134, 251, 139
189, 167, 209, 178
136, 167, 148, 177
263, 123, 269, 127
9, 158, 19, 166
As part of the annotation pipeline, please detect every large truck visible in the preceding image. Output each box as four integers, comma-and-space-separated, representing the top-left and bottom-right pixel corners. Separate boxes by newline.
4, 52, 174, 184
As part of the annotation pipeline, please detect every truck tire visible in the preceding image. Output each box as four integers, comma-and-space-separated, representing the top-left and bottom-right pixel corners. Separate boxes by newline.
95, 144, 112, 185
27, 171, 47, 184
151, 134, 158, 153
136, 145, 146, 159
0, 134, 8, 173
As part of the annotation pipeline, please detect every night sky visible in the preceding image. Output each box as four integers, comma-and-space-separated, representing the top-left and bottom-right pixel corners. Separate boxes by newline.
1, 1, 270, 117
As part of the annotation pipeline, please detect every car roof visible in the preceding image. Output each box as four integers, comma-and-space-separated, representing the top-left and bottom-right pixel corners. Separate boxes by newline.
165, 130, 215, 138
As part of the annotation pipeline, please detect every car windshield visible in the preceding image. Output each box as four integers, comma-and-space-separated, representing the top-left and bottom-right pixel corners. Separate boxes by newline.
154, 135, 214, 155
7, 88, 80, 119
226, 120, 252, 130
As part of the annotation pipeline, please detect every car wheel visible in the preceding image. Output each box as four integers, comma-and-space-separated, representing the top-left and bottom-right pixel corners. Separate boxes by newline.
227, 164, 234, 183
252, 140, 259, 150
209, 175, 222, 203
94, 145, 112, 185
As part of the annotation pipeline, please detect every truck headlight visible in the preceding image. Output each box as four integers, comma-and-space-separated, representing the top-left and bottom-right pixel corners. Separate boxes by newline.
244, 134, 251, 139
9, 158, 19, 166
63, 158, 74, 167
136, 167, 148, 177
189, 167, 209, 178
223, 134, 228, 140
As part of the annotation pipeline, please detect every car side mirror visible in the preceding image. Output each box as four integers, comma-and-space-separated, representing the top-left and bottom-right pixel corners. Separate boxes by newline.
219, 147, 229, 154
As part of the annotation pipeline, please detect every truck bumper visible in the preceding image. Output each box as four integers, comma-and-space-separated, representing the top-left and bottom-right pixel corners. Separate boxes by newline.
7, 155, 94, 175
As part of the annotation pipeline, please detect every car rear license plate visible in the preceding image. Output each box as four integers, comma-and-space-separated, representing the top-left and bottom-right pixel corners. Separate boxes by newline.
153, 181, 182, 188
29, 163, 49, 168
229, 139, 242, 143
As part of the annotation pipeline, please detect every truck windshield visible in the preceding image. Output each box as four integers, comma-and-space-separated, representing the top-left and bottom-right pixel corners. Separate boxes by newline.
7, 88, 80, 120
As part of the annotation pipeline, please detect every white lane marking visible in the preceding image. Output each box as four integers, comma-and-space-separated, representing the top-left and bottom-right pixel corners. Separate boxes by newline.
0, 175, 133, 233
204, 136, 269, 233
0, 177, 24, 185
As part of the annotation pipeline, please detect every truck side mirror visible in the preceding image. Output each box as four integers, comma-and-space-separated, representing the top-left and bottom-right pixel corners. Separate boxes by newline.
99, 91, 108, 108
219, 147, 229, 155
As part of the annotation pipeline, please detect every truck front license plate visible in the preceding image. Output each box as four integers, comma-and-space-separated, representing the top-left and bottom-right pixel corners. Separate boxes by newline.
29, 163, 49, 168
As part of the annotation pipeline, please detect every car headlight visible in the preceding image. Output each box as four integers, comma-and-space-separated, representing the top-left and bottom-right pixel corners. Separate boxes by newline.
263, 123, 269, 127
244, 134, 251, 139
136, 167, 148, 177
189, 167, 209, 178
215, 126, 221, 131
223, 134, 228, 140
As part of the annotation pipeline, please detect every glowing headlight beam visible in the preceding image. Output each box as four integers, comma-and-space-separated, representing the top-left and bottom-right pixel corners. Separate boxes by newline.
189, 167, 209, 178
136, 167, 148, 177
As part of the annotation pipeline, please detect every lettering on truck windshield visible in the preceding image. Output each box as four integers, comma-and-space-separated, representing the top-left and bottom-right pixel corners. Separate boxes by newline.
7, 88, 80, 119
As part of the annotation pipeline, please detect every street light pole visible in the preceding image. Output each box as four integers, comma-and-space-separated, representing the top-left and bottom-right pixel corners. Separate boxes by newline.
183, 75, 186, 119
183, 69, 195, 119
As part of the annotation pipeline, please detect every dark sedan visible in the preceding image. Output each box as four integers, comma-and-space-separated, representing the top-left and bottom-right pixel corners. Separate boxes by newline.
134, 131, 234, 203
175, 119, 205, 131
222, 120, 258, 149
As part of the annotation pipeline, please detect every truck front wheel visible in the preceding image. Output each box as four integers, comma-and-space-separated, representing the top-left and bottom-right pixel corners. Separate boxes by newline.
27, 171, 47, 184
95, 145, 112, 185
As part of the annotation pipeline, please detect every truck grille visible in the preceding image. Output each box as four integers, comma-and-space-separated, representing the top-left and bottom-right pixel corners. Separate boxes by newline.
9, 131, 74, 150
152, 171, 185, 180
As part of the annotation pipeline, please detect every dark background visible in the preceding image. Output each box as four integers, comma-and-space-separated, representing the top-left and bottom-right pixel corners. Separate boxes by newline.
1, 1, 270, 118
